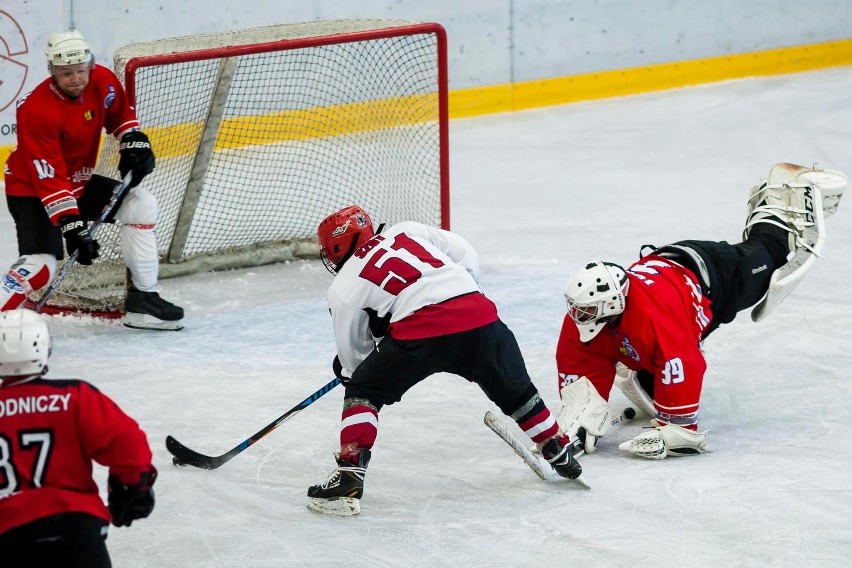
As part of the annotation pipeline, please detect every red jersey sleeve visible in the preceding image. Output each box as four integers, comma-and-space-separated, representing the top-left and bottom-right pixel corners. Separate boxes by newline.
13, 91, 80, 221
74, 382, 153, 484
95, 65, 139, 139
555, 314, 617, 400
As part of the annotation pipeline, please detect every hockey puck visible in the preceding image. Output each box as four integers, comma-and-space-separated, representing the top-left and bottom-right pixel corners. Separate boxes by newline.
624, 407, 636, 419
172, 457, 186, 467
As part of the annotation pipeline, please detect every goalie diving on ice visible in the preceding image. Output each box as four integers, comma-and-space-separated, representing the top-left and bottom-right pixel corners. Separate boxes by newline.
553, 163, 846, 460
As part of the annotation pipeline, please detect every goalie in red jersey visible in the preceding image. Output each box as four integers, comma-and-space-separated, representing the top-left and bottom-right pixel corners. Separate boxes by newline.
554, 163, 846, 459
0, 310, 157, 567
2, 30, 183, 330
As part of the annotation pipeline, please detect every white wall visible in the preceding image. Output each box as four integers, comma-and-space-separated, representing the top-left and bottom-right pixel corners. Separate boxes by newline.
2, 0, 850, 145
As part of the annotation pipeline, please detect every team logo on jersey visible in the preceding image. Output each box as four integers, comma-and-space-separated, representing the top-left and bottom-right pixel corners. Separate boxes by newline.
84, 110, 93, 121
104, 85, 116, 109
619, 336, 640, 361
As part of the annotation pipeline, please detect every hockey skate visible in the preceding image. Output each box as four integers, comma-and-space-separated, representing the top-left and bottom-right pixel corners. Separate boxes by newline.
744, 163, 844, 322
306, 450, 370, 517
124, 286, 185, 331
540, 435, 583, 480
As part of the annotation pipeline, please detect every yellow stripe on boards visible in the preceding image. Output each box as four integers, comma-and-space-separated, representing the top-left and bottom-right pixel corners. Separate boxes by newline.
148, 94, 439, 158
449, 38, 852, 118
1, 39, 850, 160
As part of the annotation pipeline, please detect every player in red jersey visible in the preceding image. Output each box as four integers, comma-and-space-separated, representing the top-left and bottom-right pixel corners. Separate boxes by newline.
554, 163, 846, 459
0, 309, 157, 567
2, 30, 183, 330
305, 205, 580, 516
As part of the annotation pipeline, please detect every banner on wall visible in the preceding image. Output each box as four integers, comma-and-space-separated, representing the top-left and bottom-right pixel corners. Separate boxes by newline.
0, 10, 30, 147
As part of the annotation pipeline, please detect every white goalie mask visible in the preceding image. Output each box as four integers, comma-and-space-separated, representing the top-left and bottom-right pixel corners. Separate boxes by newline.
45, 30, 94, 71
564, 260, 629, 342
0, 310, 52, 381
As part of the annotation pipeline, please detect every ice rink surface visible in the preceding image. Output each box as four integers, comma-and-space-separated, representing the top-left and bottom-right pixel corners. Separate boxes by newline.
2, 67, 851, 567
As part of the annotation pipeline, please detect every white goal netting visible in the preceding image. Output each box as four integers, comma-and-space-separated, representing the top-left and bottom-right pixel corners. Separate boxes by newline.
34, 19, 449, 314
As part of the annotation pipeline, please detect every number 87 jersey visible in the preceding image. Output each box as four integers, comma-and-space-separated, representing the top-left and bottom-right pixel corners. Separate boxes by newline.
328, 221, 499, 377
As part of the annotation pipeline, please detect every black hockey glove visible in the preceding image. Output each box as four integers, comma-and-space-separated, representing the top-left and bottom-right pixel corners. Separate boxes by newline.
108, 466, 158, 527
59, 214, 100, 265
118, 130, 155, 188
332, 355, 351, 385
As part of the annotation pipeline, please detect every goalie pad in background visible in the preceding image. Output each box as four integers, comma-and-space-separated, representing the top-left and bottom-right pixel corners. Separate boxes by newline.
749, 163, 845, 322
556, 376, 611, 454
614, 363, 655, 418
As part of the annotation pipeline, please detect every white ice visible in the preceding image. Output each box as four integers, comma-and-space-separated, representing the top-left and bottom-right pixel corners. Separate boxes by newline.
2, 67, 851, 567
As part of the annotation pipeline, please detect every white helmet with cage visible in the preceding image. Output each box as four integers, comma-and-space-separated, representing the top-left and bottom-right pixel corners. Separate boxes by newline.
564, 260, 629, 342
0, 310, 52, 381
45, 30, 94, 70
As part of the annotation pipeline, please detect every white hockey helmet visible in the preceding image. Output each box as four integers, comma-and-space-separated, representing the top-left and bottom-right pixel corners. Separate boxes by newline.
564, 260, 629, 342
0, 310, 52, 381
45, 30, 94, 70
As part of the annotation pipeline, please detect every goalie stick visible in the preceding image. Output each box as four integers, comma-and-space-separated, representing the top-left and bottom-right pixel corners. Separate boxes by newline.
484, 408, 636, 488
167, 377, 341, 470
34, 172, 135, 313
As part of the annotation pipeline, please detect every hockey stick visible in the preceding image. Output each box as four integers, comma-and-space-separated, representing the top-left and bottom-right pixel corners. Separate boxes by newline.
484, 411, 590, 488
34, 172, 135, 313
484, 407, 637, 488
167, 377, 342, 470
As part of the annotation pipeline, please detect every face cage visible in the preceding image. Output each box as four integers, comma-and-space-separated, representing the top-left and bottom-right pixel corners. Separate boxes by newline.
566, 298, 603, 325
320, 249, 339, 275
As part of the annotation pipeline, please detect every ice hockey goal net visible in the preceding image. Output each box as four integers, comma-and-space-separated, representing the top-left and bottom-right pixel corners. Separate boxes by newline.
34, 19, 449, 316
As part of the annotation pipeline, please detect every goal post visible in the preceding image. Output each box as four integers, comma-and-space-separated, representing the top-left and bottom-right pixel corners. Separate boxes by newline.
33, 19, 449, 316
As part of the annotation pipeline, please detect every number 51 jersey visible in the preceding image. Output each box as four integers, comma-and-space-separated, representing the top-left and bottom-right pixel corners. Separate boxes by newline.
328, 221, 499, 376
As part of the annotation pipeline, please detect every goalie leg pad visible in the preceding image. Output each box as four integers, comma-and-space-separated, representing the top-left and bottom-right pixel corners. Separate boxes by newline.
759, 162, 846, 218
116, 187, 159, 292
557, 377, 611, 454
2, 254, 56, 310
749, 185, 825, 322
746, 163, 845, 323
614, 363, 655, 417
619, 424, 707, 460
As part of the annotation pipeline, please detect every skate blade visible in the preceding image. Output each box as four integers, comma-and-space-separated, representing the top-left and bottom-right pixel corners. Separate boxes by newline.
306, 496, 360, 517
123, 312, 184, 331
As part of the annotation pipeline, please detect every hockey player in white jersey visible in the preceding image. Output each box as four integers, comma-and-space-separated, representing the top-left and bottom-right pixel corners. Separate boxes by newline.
307, 205, 581, 516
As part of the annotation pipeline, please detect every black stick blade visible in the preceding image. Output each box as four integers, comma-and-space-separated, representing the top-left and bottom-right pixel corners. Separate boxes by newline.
166, 435, 225, 470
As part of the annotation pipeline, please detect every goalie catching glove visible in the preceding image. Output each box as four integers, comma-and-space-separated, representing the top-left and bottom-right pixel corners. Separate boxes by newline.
118, 130, 155, 188
556, 376, 611, 454
619, 424, 707, 459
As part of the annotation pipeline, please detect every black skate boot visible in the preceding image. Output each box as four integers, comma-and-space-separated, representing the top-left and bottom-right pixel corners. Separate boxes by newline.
540, 436, 583, 480
306, 449, 370, 517
124, 286, 184, 331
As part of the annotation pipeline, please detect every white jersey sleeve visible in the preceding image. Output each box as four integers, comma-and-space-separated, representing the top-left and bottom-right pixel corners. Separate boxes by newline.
328, 222, 482, 375
392, 221, 481, 284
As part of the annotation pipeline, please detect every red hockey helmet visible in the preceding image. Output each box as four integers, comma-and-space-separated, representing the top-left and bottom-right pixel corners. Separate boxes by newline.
317, 205, 375, 274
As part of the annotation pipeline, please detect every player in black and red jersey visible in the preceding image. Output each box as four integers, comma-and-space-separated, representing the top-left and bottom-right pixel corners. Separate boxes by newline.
553, 163, 845, 460
2, 30, 182, 329
0, 309, 157, 567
